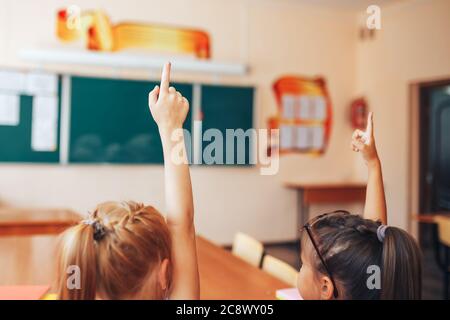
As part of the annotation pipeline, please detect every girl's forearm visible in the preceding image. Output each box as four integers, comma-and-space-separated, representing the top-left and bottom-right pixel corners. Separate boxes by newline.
364, 159, 387, 224
160, 127, 194, 228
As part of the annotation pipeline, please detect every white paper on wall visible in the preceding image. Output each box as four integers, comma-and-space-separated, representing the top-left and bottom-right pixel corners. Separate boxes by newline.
282, 95, 296, 118
0, 93, 20, 126
280, 125, 294, 149
312, 96, 327, 120
311, 126, 324, 149
298, 95, 311, 120
295, 126, 310, 149
31, 96, 58, 151
0, 70, 26, 93
26, 72, 58, 96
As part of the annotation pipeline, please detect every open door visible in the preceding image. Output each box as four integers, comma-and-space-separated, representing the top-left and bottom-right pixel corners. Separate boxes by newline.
419, 83, 450, 245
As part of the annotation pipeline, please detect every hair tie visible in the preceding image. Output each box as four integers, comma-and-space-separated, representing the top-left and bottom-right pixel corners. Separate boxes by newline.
377, 225, 388, 242
82, 219, 107, 241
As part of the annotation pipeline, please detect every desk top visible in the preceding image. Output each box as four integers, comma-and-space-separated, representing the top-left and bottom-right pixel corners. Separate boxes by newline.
284, 182, 366, 190
0, 207, 80, 236
0, 234, 290, 299
284, 182, 366, 205
0, 207, 80, 224
197, 236, 289, 300
414, 212, 450, 224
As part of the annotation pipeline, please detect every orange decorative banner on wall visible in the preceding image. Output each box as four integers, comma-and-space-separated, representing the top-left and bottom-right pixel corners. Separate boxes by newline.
56, 8, 211, 59
268, 76, 333, 156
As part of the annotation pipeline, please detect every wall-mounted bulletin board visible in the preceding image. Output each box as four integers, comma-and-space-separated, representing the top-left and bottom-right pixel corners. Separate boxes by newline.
0, 69, 61, 163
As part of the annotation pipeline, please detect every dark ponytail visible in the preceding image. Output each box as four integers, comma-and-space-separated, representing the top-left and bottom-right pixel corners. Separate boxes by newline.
380, 227, 422, 299
305, 211, 422, 300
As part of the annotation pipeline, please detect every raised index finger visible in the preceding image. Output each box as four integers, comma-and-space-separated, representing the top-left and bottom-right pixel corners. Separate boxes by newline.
160, 62, 171, 93
366, 111, 373, 136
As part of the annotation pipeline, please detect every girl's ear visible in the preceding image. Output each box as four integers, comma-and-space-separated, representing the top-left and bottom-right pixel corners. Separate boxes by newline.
158, 258, 170, 291
319, 276, 335, 300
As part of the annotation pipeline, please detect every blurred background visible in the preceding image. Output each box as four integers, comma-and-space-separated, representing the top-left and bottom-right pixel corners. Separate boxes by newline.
0, 0, 449, 300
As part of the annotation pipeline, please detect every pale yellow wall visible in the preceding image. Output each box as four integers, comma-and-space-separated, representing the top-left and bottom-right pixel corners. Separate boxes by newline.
354, 0, 450, 230
6, 0, 447, 243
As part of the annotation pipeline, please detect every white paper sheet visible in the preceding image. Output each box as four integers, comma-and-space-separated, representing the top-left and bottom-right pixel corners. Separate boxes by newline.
311, 126, 324, 149
282, 95, 296, 118
298, 95, 312, 120
26, 72, 58, 96
0, 93, 20, 126
312, 96, 327, 120
0, 70, 26, 93
31, 96, 58, 151
295, 126, 310, 149
280, 125, 294, 149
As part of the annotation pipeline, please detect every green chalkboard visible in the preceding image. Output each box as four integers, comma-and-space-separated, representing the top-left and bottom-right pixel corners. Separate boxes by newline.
0, 79, 61, 163
69, 76, 192, 164
200, 84, 254, 165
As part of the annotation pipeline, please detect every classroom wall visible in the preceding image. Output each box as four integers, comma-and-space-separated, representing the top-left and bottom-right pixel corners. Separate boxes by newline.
354, 0, 450, 230
0, 0, 359, 244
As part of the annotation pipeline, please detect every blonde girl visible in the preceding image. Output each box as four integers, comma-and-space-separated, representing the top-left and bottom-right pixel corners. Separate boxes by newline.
55, 62, 199, 300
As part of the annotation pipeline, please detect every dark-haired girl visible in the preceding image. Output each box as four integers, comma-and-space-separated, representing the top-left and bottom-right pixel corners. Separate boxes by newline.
297, 113, 422, 300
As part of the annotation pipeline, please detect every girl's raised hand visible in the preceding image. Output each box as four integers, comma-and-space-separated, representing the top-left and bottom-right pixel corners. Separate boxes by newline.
148, 62, 189, 131
351, 112, 379, 166
148, 63, 199, 299
354, 112, 387, 224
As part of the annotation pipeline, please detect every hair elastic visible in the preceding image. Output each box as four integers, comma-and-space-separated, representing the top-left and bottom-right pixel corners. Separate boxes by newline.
377, 225, 388, 242
82, 218, 106, 241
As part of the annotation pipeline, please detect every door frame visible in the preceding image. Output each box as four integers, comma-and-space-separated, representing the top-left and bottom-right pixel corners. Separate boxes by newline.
409, 77, 450, 240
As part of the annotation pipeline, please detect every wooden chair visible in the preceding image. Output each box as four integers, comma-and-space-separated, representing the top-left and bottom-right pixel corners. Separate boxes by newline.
231, 232, 264, 267
434, 215, 450, 300
262, 255, 298, 287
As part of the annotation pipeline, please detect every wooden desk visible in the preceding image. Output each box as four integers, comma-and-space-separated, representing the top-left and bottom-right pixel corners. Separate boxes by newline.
197, 236, 289, 299
0, 208, 80, 236
414, 212, 450, 224
0, 234, 289, 299
285, 182, 366, 236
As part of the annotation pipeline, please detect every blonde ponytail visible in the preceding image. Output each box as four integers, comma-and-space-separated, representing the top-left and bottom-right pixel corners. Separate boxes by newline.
55, 201, 172, 300
56, 223, 98, 300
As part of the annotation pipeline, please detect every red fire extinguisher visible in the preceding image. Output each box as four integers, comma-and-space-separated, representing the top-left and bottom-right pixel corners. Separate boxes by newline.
350, 98, 368, 130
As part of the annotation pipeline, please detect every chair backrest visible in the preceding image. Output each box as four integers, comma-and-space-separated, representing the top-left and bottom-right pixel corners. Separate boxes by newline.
262, 255, 298, 286
435, 215, 450, 247
231, 232, 264, 267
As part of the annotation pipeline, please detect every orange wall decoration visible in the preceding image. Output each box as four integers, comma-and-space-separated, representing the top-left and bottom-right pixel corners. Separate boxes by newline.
268, 76, 333, 156
56, 8, 211, 59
